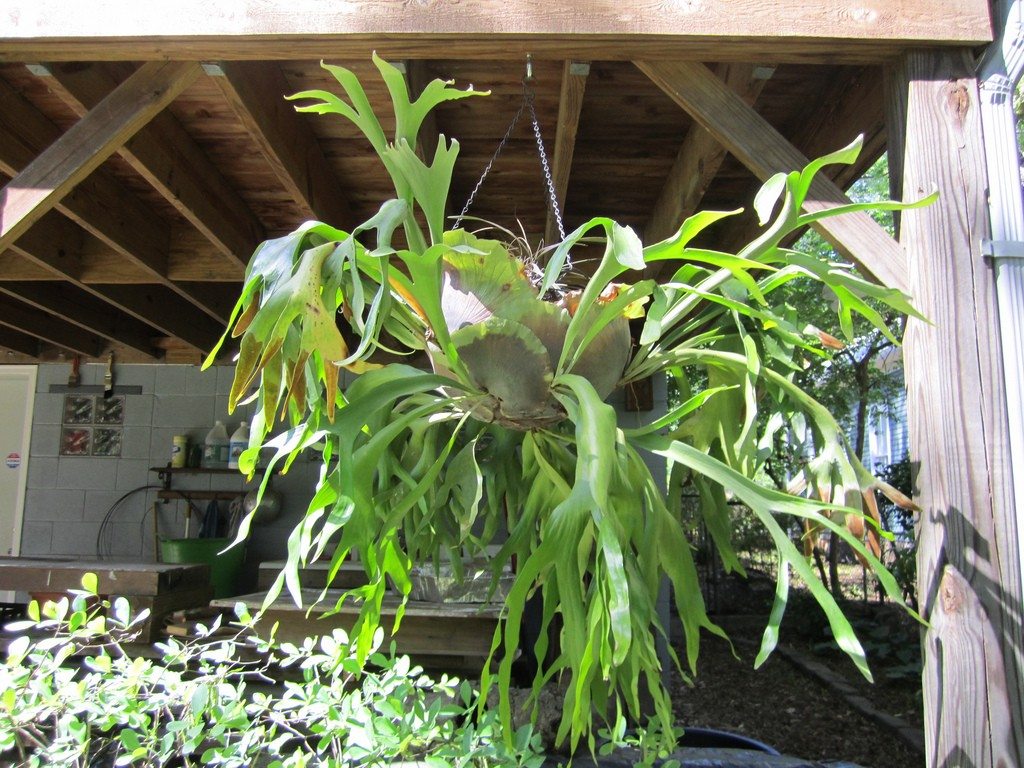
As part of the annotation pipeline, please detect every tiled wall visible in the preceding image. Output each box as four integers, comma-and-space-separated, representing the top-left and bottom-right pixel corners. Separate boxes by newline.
21, 363, 321, 588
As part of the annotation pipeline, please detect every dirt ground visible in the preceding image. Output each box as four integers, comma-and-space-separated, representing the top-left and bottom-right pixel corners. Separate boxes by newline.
669, 569, 925, 768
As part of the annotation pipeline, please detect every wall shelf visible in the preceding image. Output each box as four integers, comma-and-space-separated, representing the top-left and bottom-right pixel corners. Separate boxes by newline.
156, 490, 245, 502
150, 465, 253, 502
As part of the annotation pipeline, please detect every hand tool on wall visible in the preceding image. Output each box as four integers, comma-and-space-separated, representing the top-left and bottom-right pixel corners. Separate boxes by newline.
103, 351, 114, 399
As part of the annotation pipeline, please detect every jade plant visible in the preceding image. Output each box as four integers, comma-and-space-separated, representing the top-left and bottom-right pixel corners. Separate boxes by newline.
208, 55, 927, 754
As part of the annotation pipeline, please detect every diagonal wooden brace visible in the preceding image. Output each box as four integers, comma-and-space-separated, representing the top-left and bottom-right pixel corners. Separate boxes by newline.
635, 59, 909, 295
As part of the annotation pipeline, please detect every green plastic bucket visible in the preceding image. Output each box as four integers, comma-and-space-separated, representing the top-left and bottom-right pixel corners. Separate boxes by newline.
160, 537, 245, 598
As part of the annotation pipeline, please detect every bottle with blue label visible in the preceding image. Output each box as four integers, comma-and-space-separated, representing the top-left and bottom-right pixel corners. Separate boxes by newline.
228, 421, 250, 470
203, 420, 230, 468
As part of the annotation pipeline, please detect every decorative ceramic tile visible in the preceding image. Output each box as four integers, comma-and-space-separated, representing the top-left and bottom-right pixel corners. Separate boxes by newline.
60, 427, 91, 456
62, 395, 93, 425
94, 395, 125, 425
92, 428, 122, 457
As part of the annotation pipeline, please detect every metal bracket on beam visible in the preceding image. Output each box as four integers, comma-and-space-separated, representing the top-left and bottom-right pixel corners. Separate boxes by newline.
201, 62, 225, 77
569, 61, 591, 77
982, 239, 1024, 259
25, 63, 52, 78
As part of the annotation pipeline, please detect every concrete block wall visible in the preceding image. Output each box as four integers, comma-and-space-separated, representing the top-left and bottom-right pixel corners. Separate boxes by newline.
21, 363, 322, 588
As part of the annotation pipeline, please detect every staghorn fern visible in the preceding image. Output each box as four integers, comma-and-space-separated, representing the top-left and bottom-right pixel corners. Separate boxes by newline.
205, 54, 928, 756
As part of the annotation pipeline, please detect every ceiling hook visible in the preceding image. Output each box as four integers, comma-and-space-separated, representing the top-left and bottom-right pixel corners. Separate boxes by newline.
524, 53, 534, 84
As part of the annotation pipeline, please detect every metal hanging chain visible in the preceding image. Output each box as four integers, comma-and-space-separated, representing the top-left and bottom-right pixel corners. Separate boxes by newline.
526, 88, 565, 242
455, 98, 526, 227
457, 56, 567, 243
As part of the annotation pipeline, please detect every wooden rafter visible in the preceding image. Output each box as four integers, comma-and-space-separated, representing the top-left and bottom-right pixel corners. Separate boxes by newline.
0, 293, 107, 357
90, 284, 226, 353
635, 59, 909, 294
3, 219, 230, 354
0, 282, 160, 358
0, 1, 993, 64
0, 73, 231, 326
545, 60, 588, 245
214, 61, 355, 227
45, 62, 263, 266
0, 325, 42, 358
0, 60, 199, 251
0, 73, 167, 278
7, 211, 86, 280
0, 251, 53, 280
645, 63, 773, 247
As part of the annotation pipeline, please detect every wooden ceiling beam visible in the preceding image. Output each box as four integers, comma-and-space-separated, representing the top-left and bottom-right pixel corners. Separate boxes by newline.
545, 60, 589, 245
44, 62, 263, 267
214, 61, 355, 227
0, 251, 56, 280
7, 210, 86, 280
0, 293, 107, 357
6, 223, 220, 354
0, 76, 170, 280
0, 73, 233, 323
0, 60, 199, 252
0, 326, 42, 358
0, 1, 993, 64
90, 284, 225, 354
635, 59, 909, 294
0, 39, 976, 67
0, 281, 162, 359
645, 63, 773, 246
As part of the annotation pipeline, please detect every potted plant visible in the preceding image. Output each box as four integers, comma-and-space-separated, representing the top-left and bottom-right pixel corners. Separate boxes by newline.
210, 55, 925, 757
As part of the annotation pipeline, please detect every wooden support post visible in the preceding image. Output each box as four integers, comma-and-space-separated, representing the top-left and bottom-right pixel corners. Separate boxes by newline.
545, 60, 588, 245
885, 48, 1024, 767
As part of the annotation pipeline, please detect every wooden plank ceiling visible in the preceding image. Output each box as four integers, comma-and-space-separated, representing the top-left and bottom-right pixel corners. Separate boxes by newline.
0, 2, 992, 363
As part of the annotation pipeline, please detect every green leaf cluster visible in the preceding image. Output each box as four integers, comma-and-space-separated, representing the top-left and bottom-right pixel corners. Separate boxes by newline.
204, 57, 929, 757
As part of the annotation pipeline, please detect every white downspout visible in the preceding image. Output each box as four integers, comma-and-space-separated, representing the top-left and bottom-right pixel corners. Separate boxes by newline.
978, 0, 1024, 585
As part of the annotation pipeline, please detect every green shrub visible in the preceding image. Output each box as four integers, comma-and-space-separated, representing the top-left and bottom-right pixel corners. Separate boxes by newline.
0, 575, 544, 767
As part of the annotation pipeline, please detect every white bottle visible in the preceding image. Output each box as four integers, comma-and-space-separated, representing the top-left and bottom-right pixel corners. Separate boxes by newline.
203, 420, 230, 468
228, 421, 250, 470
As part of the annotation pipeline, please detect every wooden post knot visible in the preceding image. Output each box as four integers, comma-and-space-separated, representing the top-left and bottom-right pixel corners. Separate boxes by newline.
943, 82, 971, 125
938, 568, 966, 615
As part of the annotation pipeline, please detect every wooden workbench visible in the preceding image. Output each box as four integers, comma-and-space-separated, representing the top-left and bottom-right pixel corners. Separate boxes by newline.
214, 589, 504, 674
0, 557, 213, 642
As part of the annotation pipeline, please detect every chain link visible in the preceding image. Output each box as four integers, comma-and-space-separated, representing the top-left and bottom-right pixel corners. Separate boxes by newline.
457, 77, 567, 246
526, 92, 565, 243
455, 100, 526, 227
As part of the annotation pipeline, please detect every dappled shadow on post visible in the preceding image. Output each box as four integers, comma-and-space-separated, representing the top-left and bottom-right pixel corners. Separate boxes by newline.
920, 502, 1024, 768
